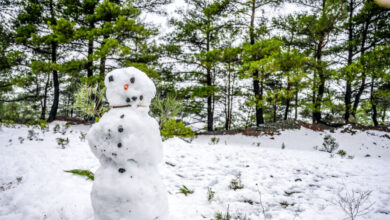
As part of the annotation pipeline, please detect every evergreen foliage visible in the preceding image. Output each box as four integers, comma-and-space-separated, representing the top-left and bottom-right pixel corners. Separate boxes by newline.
0, 0, 389, 128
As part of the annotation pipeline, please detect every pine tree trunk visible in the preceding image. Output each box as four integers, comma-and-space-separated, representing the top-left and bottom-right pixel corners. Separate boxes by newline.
86, 38, 94, 78
206, 33, 213, 131
352, 15, 370, 118
41, 73, 50, 120
370, 78, 378, 126
47, 42, 59, 122
250, 0, 263, 126
312, 0, 327, 124
47, 0, 59, 122
284, 79, 291, 120
294, 89, 298, 120
344, 0, 354, 123
225, 64, 231, 130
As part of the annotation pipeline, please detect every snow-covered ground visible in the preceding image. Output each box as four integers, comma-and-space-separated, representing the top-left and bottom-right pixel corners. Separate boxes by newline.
1, 122, 390, 220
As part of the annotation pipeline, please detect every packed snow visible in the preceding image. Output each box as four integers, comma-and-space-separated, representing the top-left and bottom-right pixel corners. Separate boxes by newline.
87, 67, 168, 220
1, 122, 390, 220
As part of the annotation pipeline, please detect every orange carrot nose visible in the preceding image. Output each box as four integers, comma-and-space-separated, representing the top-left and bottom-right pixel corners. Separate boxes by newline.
124, 84, 129, 90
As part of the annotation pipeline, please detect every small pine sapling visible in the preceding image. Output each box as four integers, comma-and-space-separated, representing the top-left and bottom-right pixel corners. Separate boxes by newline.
336, 150, 347, 157
229, 173, 244, 191
210, 137, 220, 145
208, 187, 215, 201
79, 132, 87, 142
320, 135, 339, 153
57, 137, 69, 149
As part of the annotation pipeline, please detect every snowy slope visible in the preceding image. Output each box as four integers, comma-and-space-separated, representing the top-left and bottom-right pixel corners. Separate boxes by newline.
1, 122, 390, 220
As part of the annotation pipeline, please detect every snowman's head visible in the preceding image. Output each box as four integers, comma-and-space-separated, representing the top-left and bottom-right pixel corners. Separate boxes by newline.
104, 67, 156, 108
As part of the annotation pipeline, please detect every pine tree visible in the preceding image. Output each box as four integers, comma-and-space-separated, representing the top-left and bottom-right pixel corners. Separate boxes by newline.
167, 0, 234, 131
290, 0, 347, 123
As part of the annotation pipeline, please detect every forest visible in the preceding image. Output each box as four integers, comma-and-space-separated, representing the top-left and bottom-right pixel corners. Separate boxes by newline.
0, 0, 389, 132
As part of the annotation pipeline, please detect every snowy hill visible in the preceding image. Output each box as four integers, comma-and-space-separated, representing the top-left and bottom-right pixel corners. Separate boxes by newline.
1, 122, 390, 219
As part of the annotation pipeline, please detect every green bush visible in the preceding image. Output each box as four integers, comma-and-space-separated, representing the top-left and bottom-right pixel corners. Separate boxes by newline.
160, 118, 195, 139
210, 137, 220, 145
337, 149, 347, 157
151, 94, 184, 128
208, 187, 215, 201
320, 135, 339, 153
72, 85, 107, 119
229, 173, 244, 191
56, 137, 69, 149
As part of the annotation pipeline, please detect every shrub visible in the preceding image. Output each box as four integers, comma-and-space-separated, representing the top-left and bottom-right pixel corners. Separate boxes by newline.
337, 150, 347, 157
57, 137, 69, 149
151, 94, 184, 128
208, 187, 215, 201
320, 135, 339, 153
229, 173, 244, 191
210, 137, 220, 145
160, 119, 194, 139
336, 189, 374, 220
79, 132, 87, 142
27, 129, 37, 141
72, 85, 107, 119
214, 210, 231, 220
53, 124, 60, 133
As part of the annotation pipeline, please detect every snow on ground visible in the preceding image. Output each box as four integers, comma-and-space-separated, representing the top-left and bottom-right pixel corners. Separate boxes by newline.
1, 121, 390, 220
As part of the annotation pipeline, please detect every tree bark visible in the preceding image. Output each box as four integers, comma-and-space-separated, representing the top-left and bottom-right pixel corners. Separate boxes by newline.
250, 0, 264, 126
344, 0, 354, 123
370, 78, 378, 126
284, 79, 291, 120
47, 0, 59, 122
206, 32, 213, 131
294, 89, 298, 120
86, 38, 94, 78
41, 73, 50, 120
225, 63, 231, 130
352, 14, 371, 117
47, 42, 59, 122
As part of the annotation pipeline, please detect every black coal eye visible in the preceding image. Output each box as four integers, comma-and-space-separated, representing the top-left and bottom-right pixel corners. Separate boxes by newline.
140, 95, 143, 101
108, 75, 114, 82
130, 77, 135, 83
132, 96, 137, 101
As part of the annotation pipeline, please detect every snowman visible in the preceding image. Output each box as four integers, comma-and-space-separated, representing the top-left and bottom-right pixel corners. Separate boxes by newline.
86, 67, 169, 220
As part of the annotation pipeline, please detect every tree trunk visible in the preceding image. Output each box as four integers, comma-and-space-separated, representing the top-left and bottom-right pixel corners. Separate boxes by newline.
344, 0, 354, 123
249, 0, 263, 126
381, 106, 386, 122
313, 39, 325, 123
86, 38, 94, 78
47, 0, 59, 122
41, 73, 50, 120
225, 63, 231, 130
352, 11, 371, 117
312, 0, 327, 123
284, 79, 291, 120
206, 33, 213, 131
47, 42, 59, 122
294, 89, 298, 120
370, 78, 378, 126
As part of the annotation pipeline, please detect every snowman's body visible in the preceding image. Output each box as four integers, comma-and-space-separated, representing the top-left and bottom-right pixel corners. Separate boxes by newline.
87, 67, 168, 220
